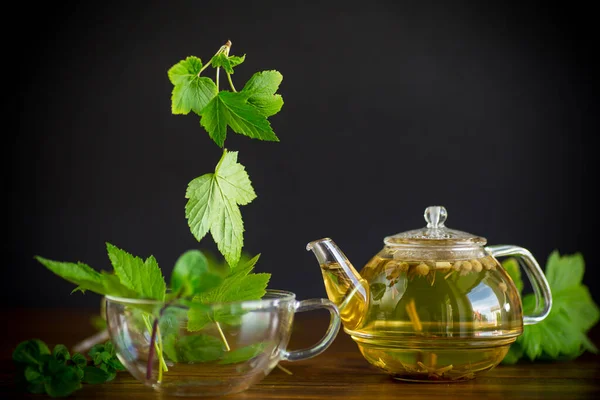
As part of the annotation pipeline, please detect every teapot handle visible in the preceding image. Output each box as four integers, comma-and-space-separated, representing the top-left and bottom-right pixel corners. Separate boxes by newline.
485, 245, 552, 325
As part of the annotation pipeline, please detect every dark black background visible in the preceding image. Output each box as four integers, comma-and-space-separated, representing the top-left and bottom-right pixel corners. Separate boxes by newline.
10, 0, 598, 308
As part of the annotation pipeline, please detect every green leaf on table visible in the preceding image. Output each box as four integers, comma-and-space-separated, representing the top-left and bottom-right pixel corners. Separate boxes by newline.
185, 149, 257, 267
88, 341, 125, 378
40, 356, 82, 397
71, 353, 87, 369
218, 342, 266, 364
168, 56, 218, 115
200, 90, 279, 147
210, 52, 246, 74
107, 243, 167, 301
502, 343, 524, 365
52, 345, 70, 364
502, 250, 599, 364
82, 366, 110, 384
24, 365, 43, 383
188, 254, 270, 331
171, 249, 225, 297
502, 257, 523, 293
34, 257, 107, 295
241, 70, 284, 117
13, 339, 51, 365
545, 251, 585, 293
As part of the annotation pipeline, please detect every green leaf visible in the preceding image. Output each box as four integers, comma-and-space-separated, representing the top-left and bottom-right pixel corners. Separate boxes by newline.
545, 251, 585, 292
71, 353, 88, 369
90, 315, 108, 332
194, 254, 264, 304
501, 343, 523, 365
218, 342, 266, 364
175, 334, 224, 362
168, 56, 218, 115
86, 341, 125, 375
13, 339, 51, 365
503, 251, 599, 363
370, 283, 386, 301
502, 257, 524, 294
41, 357, 82, 397
200, 91, 279, 147
188, 255, 270, 331
34, 256, 107, 295
98, 364, 117, 381
24, 365, 43, 383
171, 249, 225, 297
185, 150, 257, 267
106, 243, 166, 301
210, 53, 246, 74
52, 345, 70, 364
553, 285, 600, 332
228, 55, 245, 69
100, 272, 139, 298
241, 70, 284, 117
162, 333, 179, 363
82, 366, 110, 384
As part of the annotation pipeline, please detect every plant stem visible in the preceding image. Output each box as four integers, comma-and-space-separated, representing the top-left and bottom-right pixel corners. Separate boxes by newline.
216, 67, 220, 91
222, 40, 237, 92
197, 62, 212, 77
145, 302, 190, 380
142, 314, 168, 378
227, 73, 237, 92
215, 322, 231, 351
276, 364, 293, 375
146, 318, 160, 380
196, 41, 230, 77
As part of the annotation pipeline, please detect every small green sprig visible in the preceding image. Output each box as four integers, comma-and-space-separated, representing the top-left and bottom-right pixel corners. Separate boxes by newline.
168, 40, 284, 268
34, 243, 270, 382
13, 339, 125, 398
502, 250, 599, 363
24, 40, 282, 395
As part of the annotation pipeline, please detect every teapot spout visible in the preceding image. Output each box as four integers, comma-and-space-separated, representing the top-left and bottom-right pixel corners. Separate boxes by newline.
307, 238, 369, 330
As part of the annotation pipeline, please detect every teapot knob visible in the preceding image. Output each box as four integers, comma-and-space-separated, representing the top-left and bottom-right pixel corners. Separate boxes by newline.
424, 206, 447, 228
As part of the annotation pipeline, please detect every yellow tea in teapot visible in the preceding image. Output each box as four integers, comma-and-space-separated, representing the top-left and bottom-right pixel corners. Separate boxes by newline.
319, 254, 524, 382
310, 206, 552, 382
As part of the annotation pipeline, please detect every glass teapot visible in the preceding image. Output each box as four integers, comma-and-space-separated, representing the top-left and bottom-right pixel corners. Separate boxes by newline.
307, 206, 552, 382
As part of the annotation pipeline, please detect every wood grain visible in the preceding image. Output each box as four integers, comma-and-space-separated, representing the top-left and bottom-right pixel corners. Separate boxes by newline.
2, 308, 599, 399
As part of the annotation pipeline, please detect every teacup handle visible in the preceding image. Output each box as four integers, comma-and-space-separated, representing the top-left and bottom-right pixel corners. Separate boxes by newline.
280, 298, 341, 361
486, 245, 553, 325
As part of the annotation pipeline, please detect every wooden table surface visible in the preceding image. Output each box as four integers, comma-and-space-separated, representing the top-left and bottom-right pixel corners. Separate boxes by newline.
2, 308, 599, 399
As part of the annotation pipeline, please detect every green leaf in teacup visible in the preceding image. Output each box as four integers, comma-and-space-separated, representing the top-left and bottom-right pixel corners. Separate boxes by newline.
218, 342, 267, 365
175, 334, 225, 362
171, 250, 226, 297
187, 254, 269, 331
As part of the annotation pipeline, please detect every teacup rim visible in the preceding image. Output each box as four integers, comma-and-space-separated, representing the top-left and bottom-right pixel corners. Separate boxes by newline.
104, 288, 297, 307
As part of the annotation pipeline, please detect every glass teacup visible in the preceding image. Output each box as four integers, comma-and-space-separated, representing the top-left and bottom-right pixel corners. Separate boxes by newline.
105, 290, 340, 396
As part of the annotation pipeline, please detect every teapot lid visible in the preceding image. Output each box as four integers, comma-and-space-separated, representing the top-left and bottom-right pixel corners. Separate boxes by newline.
384, 206, 486, 247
